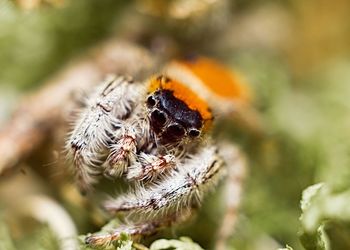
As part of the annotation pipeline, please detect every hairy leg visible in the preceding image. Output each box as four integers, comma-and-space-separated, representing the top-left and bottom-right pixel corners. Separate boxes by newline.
66, 76, 143, 192
104, 145, 225, 216
85, 209, 192, 248
215, 143, 247, 250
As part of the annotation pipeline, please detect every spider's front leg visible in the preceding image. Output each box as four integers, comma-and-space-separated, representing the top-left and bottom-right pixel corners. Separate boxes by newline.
104, 145, 225, 214
84, 145, 225, 247
66, 76, 143, 192
85, 209, 193, 247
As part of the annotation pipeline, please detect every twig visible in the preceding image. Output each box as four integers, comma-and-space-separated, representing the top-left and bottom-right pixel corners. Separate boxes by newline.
0, 39, 155, 177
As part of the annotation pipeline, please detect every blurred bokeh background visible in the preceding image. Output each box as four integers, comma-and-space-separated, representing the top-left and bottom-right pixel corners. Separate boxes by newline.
1, 0, 350, 249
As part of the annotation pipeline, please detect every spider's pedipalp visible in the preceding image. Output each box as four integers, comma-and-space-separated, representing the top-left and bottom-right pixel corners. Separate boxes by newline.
104, 128, 138, 178
104, 145, 225, 216
126, 153, 176, 181
66, 76, 144, 191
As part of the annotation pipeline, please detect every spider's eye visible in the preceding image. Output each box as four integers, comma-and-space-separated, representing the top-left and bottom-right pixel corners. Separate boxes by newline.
146, 95, 156, 107
167, 123, 185, 138
188, 129, 201, 138
151, 109, 167, 126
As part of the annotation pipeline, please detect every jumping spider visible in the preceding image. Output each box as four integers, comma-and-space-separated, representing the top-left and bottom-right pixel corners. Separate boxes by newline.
66, 57, 248, 248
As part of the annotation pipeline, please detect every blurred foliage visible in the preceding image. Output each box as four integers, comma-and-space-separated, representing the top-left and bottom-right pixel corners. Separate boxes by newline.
0, 220, 60, 250
299, 182, 350, 250
0, 0, 128, 90
1, 0, 350, 250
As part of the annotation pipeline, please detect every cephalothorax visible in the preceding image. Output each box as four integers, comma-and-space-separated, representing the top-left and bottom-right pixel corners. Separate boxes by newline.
66, 57, 248, 249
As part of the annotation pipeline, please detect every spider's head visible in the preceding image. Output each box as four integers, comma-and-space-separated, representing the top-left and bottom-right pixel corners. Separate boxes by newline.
146, 75, 213, 145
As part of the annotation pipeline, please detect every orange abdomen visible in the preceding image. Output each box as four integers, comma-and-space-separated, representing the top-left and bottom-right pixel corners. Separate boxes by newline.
176, 57, 251, 103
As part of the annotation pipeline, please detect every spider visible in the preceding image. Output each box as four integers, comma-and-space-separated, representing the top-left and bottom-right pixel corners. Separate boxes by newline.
66, 57, 249, 249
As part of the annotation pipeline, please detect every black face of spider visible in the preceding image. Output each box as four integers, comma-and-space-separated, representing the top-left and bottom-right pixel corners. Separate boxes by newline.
146, 90, 203, 144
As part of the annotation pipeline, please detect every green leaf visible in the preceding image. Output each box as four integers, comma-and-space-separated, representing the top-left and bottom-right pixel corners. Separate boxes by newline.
299, 182, 350, 250
149, 237, 204, 250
